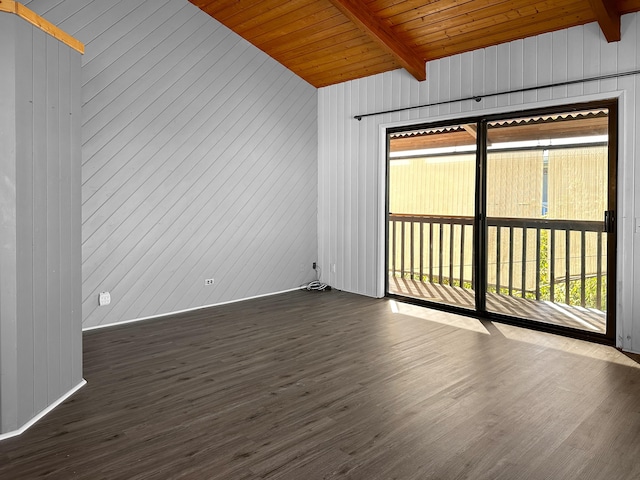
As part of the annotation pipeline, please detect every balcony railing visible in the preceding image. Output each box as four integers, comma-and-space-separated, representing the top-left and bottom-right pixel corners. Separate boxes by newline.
389, 214, 607, 310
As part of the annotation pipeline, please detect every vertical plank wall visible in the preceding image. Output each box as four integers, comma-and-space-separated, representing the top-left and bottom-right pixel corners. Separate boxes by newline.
318, 14, 640, 353
0, 13, 83, 434
22, 0, 318, 328
0, 12, 18, 436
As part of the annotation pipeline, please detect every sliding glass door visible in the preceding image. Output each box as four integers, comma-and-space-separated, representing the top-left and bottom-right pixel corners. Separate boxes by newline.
388, 122, 477, 310
387, 100, 617, 342
484, 108, 614, 334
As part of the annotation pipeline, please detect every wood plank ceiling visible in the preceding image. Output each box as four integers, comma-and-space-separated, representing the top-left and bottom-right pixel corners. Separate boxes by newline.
191, 1, 640, 88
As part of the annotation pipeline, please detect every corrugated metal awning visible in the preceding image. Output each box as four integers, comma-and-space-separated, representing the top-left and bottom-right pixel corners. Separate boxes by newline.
390, 109, 608, 139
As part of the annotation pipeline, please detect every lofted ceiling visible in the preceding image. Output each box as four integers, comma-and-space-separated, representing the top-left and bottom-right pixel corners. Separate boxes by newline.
190, 1, 640, 88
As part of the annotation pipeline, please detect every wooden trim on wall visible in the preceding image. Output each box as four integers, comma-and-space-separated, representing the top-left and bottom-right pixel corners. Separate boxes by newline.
0, 0, 84, 54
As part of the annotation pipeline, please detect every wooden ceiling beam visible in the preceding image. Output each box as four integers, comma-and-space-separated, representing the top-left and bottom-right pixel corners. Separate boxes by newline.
587, 0, 621, 42
327, 0, 426, 81
462, 124, 478, 140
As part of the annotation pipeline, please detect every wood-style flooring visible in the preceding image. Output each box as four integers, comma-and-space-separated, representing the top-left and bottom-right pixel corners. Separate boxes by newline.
1, 290, 639, 479
389, 276, 606, 333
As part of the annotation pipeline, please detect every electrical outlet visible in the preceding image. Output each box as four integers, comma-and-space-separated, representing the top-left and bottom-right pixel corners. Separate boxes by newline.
98, 292, 111, 306
205, 278, 214, 286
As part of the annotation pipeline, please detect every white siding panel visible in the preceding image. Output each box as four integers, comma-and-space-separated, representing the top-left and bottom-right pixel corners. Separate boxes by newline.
584, 22, 604, 95
449, 55, 462, 114
628, 14, 640, 351
496, 43, 511, 108
460, 51, 474, 105
0, 11, 82, 434
484, 46, 498, 110
509, 40, 524, 105
551, 30, 568, 99
23, 0, 318, 328
537, 33, 553, 102
318, 13, 640, 353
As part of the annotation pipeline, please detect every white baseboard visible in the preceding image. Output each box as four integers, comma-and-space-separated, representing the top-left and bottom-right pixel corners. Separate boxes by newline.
83, 286, 306, 332
0, 379, 87, 441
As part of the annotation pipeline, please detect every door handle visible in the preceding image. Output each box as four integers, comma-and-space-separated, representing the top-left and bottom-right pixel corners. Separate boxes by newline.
604, 210, 615, 233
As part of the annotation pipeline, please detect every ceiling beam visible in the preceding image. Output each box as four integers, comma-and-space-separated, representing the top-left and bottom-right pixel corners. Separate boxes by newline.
327, 0, 426, 82
462, 124, 477, 140
461, 123, 492, 146
587, 0, 621, 42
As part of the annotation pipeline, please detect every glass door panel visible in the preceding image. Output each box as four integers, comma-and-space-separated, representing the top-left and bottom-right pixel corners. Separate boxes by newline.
388, 123, 477, 310
484, 109, 611, 334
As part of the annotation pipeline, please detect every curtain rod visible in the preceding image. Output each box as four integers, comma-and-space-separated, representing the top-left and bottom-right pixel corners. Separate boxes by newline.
353, 69, 640, 121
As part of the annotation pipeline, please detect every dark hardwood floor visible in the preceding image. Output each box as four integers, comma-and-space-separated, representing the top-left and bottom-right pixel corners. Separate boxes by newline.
1, 290, 639, 479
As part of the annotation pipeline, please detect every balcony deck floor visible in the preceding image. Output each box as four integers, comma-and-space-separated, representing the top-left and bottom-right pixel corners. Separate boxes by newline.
389, 276, 606, 334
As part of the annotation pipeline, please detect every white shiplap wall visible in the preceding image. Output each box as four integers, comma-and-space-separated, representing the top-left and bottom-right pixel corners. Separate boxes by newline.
23, 0, 318, 328
0, 12, 82, 435
318, 14, 640, 353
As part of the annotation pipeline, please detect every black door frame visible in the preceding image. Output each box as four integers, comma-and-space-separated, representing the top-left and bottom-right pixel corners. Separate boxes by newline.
385, 98, 618, 345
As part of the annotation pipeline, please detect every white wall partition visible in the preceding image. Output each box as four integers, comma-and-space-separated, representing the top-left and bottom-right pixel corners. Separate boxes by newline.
0, 9, 83, 436
318, 14, 640, 353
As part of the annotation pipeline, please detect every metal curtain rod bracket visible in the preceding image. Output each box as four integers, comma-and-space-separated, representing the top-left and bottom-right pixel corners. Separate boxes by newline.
353, 69, 640, 121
